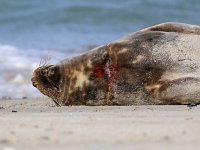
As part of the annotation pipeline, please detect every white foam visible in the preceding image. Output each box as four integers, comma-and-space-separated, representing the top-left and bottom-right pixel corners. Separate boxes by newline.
11, 74, 24, 83
0, 44, 45, 98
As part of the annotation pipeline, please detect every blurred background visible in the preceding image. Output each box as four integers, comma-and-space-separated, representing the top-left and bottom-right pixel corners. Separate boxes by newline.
0, 0, 200, 99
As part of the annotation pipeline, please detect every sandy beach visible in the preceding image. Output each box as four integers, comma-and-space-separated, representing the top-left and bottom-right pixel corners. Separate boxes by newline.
0, 98, 200, 150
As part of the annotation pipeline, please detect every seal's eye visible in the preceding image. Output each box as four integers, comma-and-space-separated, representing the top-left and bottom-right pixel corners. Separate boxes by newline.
42, 65, 61, 90
48, 66, 61, 86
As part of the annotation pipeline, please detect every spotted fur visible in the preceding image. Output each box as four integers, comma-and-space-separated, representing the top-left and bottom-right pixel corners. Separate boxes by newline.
32, 22, 200, 106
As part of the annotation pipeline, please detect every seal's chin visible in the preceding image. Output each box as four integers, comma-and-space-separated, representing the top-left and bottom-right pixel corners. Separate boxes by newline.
31, 65, 62, 103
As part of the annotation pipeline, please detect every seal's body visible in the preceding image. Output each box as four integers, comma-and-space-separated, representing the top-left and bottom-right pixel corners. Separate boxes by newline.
32, 22, 200, 106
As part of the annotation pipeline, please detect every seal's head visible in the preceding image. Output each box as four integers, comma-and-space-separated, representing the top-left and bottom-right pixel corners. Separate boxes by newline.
31, 65, 62, 105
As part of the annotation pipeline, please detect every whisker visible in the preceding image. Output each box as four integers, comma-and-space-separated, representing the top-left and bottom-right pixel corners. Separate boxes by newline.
39, 50, 52, 67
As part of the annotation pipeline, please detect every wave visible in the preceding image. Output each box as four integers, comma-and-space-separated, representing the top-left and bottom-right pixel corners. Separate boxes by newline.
0, 44, 41, 98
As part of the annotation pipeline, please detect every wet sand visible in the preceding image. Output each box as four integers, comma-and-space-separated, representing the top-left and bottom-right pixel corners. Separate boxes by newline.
0, 98, 200, 150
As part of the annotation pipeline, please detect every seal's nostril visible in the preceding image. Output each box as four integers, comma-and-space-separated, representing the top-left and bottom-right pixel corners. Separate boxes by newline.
32, 81, 37, 87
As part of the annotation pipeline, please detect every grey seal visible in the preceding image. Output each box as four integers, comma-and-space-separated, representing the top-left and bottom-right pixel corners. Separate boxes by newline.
31, 22, 200, 106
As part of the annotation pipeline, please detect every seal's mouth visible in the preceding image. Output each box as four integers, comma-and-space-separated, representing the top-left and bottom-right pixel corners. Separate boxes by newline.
32, 79, 38, 88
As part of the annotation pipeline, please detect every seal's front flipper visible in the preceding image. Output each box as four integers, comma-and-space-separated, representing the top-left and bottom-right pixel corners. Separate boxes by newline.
142, 22, 200, 34
146, 75, 200, 105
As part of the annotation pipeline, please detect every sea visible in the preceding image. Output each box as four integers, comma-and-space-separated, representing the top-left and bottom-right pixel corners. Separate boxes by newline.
0, 0, 200, 99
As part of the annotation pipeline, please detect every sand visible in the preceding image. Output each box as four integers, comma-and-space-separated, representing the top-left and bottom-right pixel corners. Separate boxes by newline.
0, 98, 200, 150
